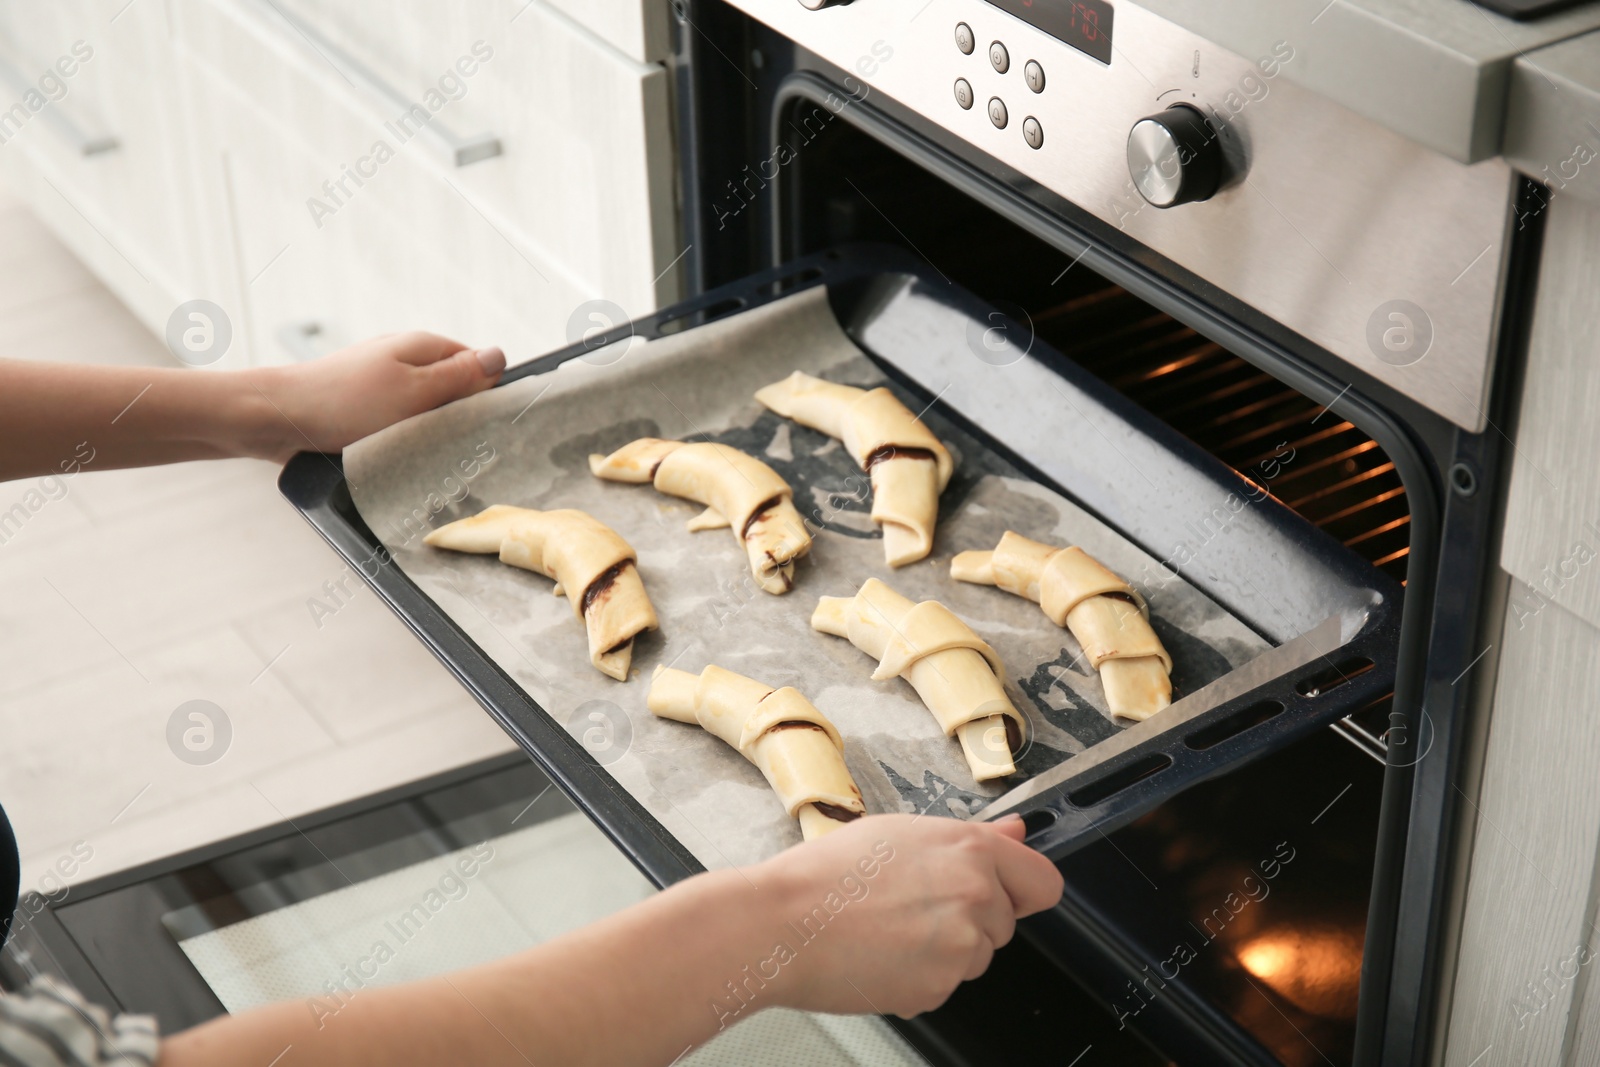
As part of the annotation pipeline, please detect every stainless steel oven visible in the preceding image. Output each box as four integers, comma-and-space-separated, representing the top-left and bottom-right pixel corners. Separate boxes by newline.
665, 2, 1551, 1064
6, 5, 1561, 1065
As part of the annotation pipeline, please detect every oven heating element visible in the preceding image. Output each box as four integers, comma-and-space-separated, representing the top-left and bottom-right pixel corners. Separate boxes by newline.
1039, 284, 1409, 764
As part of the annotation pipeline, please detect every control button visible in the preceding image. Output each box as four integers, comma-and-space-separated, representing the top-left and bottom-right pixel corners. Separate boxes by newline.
1127, 104, 1224, 208
988, 96, 1008, 129
1023, 116, 1043, 149
1024, 59, 1045, 93
954, 22, 975, 54
797, 0, 840, 6
954, 78, 974, 110
989, 40, 1009, 73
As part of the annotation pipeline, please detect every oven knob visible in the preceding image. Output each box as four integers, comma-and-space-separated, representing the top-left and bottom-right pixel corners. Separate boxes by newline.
796, 0, 842, 7
1126, 104, 1222, 208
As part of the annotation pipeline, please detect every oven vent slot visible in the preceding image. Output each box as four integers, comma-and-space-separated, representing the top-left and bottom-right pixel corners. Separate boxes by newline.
1184, 699, 1286, 751
657, 297, 746, 335
1020, 808, 1060, 837
1068, 752, 1173, 807
1295, 656, 1377, 698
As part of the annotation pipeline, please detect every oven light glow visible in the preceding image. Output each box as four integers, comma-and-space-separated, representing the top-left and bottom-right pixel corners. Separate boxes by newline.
1237, 927, 1363, 1019
1238, 937, 1295, 982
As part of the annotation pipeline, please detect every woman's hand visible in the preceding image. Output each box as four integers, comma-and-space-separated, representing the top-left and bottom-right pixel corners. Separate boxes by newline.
247, 332, 505, 462
159, 812, 1063, 1067
0, 333, 505, 481
753, 813, 1064, 1018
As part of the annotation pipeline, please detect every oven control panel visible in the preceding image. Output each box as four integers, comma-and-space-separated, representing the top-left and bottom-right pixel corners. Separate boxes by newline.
716, 0, 1517, 433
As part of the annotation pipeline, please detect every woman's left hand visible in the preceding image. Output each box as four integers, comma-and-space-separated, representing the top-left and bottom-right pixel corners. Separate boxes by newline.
248, 332, 505, 461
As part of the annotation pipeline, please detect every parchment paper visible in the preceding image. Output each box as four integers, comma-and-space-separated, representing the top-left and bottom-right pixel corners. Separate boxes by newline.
345, 287, 1270, 870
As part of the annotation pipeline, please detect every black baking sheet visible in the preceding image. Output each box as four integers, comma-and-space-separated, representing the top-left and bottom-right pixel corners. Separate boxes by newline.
282, 248, 1399, 876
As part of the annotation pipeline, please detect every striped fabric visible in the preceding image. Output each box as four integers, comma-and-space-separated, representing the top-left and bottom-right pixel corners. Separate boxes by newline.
0, 976, 157, 1067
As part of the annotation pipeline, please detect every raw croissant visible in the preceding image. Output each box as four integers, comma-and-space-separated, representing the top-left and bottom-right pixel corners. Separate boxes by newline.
648, 664, 866, 841
811, 578, 1025, 782
425, 505, 658, 681
755, 371, 953, 567
952, 531, 1172, 720
589, 439, 812, 594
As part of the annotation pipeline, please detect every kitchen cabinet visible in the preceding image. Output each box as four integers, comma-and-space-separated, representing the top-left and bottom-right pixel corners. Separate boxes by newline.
0, 0, 203, 332
0, 0, 679, 366
544, 0, 674, 63
1442, 193, 1600, 1067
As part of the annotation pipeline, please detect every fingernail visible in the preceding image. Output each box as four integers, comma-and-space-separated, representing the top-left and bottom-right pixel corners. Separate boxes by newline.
476, 346, 506, 377
995, 813, 1023, 824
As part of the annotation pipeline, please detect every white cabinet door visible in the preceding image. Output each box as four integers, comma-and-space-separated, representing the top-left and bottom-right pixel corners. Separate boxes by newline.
540, 0, 674, 64
266, 0, 681, 309
0, 0, 680, 368
170, 0, 679, 367
175, 45, 572, 367
0, 1, 205, 332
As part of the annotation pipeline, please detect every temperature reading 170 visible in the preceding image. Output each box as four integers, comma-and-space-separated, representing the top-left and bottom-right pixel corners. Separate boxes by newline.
1068, 3, 1103, 42
987, 0, 1115, 65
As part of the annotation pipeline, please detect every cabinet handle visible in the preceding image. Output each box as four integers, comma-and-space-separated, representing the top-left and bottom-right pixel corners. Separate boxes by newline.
276, 319, 323, 361
248, 0, 502, 168
0, 56, 118, 156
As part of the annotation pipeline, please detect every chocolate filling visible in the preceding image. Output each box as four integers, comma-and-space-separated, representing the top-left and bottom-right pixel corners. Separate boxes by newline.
1101, 591, 1139, 606
1004, 715, 1022, 753
813, 802, 863, 824
863, 445, 937, 471
767, 720, 822, 733
740, 496, 782, 540
755, 547, 795, 591
581, 560, 632, 615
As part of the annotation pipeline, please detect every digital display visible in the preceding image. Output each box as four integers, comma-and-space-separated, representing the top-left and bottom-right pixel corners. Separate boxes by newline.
985, 0, 1114, 65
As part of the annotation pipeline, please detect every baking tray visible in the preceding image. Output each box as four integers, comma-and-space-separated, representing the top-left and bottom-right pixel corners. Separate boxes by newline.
280, 245, 1399, 878
1465, 0, 1593, 19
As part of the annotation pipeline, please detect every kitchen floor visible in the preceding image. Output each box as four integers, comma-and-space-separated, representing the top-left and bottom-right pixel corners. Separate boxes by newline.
0, 181, 518, 898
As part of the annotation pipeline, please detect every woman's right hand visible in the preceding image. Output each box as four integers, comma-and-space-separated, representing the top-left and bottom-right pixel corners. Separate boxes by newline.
752, 813, 1063, 1018
157, 811, 1064, 1067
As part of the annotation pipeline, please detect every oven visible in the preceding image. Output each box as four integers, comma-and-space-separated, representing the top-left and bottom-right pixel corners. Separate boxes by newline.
663, 2, 1546, 1064
254, 4, 1550, 1061
4, 4, 1547, 1065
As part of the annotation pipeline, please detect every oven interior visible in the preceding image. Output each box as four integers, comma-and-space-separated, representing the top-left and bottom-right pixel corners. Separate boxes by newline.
782, 103, 1407, 1066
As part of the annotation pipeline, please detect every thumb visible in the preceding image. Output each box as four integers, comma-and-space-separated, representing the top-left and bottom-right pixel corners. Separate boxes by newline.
982, 813, 1027, 843
421, 345, 504, 406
